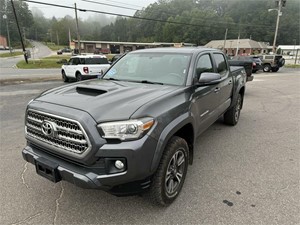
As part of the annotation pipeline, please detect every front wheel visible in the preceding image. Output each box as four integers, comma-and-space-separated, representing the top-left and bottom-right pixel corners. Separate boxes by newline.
263, 64, 271, 72
149, 136, 189, 206
224, 93, 242, 126
76, 72, 82, 82
62, 70, 69, 82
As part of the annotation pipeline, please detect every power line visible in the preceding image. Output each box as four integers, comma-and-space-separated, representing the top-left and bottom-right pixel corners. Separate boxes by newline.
81, 0, 141, 11
20, 0, 296, 32
20, 0, 214, 28
79, 0, 282, 29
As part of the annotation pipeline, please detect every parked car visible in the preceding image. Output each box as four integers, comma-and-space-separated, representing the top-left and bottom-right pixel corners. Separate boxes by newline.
22, 47, 248, 206
110, 54, 123, 64
230, 55, 262, 74
259, 55, 285, 72
57, 47, 72, 55
61, 54, 111, 82
228, 56, 254, 81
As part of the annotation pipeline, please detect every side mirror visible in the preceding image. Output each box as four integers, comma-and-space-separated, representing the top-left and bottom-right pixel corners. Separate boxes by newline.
198, 72, 221, 85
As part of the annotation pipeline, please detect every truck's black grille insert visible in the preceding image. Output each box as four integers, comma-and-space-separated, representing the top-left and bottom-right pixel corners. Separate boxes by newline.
25, 110, 91, 154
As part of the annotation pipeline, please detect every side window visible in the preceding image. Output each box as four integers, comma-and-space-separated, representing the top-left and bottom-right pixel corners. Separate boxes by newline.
213, 53, 228, 76
195, 54, 213, 79
72, 58, 80, 65
79, 58, 85, 64
68, 58, 73, 65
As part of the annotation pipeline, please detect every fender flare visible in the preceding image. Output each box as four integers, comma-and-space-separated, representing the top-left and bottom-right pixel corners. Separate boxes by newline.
150, 112, 195, 173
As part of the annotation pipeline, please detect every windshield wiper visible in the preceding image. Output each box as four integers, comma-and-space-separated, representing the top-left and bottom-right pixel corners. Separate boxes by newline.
104, 77, 120, 81
140, 80, 164, 85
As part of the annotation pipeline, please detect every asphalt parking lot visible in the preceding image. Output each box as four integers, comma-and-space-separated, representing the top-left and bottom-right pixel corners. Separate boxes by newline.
0, 69, 299, 225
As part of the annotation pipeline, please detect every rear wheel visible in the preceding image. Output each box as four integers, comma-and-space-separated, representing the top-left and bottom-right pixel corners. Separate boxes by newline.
149, 136, 189, 206
263, 64, 271, 72
76, 72, 82, 82
272, 67, 279, 72
62, 70, 69, 82
224, 94, 242, 126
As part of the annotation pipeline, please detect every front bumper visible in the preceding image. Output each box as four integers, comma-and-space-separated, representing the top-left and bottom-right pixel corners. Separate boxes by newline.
22, 132, 158, 194
23, 145, 112, 189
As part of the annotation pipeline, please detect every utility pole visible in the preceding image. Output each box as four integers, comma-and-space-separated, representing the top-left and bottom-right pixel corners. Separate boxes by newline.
269, 0, 286, 53
223, 28, 228, 53
235, 33, 240, 56
10, 0, 28, 63
74, 3, 81, 54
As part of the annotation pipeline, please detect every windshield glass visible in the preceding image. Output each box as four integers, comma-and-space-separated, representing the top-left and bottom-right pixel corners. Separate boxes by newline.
103, 52, 191, 86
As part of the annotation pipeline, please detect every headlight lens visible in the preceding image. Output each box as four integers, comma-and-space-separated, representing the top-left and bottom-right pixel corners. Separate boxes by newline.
98, 118, 154, 141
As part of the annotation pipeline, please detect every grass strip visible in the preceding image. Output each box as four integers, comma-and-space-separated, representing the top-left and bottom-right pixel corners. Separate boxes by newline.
17, 59, 63, 69
0, 52, 23, 58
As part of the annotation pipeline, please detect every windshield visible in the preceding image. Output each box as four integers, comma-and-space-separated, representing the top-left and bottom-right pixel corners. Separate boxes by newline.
103, 52, 191, 86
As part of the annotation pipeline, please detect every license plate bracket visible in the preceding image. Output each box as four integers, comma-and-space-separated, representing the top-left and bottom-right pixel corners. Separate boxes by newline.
35, 157, 61, 183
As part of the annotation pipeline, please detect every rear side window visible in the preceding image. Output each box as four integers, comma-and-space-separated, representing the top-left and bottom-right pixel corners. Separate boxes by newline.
81, 58, 109, 64
213, 53, 228, 76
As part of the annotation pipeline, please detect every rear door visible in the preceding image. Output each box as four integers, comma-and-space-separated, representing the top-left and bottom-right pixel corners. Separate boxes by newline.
212, 53, 232, 114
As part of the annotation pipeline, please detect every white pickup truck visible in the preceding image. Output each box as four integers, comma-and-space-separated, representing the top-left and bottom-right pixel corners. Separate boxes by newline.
61, 55, 111, 82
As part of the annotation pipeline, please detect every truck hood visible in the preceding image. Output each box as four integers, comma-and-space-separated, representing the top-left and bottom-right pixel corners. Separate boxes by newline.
35, 79, 180, 122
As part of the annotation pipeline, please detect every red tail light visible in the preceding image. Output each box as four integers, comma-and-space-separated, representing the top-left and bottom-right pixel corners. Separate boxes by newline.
83, 67, 89, 74
252, 62, 256, 68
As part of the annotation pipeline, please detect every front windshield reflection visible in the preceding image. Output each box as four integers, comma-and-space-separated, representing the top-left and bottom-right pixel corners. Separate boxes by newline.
103, 52, 191, 86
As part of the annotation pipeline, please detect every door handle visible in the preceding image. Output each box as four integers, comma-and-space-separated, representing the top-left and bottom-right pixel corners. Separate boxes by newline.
214, 87, 220, 93
228, 80, 232, 85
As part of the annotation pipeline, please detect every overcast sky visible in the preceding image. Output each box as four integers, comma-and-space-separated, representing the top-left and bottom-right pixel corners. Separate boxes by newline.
28, 0, 158, 19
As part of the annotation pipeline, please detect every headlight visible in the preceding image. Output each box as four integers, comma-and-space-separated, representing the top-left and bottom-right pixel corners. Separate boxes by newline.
97, 118, 154, 141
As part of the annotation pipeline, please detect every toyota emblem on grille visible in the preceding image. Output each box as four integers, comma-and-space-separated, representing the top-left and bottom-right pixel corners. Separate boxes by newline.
41, 121, 54, 136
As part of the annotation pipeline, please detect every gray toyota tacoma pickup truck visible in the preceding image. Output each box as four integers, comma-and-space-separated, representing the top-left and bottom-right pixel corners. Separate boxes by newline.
22, 47, 247, 206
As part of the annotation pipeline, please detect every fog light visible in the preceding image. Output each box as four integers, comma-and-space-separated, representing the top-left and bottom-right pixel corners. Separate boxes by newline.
115, 160, 124, 170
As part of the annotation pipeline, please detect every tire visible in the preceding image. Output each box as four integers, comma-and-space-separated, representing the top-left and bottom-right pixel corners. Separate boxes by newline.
62, 70, 69, 82
224, 93, 242, 126
278, 58, 285, 67
272, 67, 279, 72
263, 64, 271, 72
76, 72, 82, 82
149, 136, 189, 206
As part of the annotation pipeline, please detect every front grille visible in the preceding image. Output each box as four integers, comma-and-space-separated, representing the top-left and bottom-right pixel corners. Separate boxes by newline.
25, 110, 91, 154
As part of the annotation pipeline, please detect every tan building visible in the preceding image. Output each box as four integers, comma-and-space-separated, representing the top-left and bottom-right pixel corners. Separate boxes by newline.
205, 39, 270, 56
0, 35, 8, 49
73, 40, 195, 54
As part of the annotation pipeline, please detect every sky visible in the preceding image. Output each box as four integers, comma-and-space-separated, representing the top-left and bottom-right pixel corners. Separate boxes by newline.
28, 0, 158, 20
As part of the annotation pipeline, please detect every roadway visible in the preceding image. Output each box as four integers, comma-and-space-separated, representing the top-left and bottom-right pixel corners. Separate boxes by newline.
0, 41, 60, 82
0, 70, 299, 225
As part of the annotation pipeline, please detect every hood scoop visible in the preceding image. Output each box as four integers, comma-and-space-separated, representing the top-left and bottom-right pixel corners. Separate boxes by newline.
76, 85, 108, 96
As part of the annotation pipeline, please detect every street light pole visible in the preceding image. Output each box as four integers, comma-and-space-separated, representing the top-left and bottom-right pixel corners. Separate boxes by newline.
3, 14, 12, 54
269, 0, 284, 53
74, 3, 81, 55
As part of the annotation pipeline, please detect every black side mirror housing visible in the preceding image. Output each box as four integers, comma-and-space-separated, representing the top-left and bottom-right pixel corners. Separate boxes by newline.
198, 72, 222, 85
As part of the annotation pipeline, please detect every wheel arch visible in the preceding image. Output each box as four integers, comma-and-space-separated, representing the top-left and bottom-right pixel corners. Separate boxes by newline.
150, 113, 195, 173
239, 86, 245, 109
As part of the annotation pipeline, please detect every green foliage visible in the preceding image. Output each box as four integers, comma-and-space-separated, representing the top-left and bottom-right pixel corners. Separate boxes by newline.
1, 0, 299, 48
99, 0, 299, 45
17, 59, 63, 69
